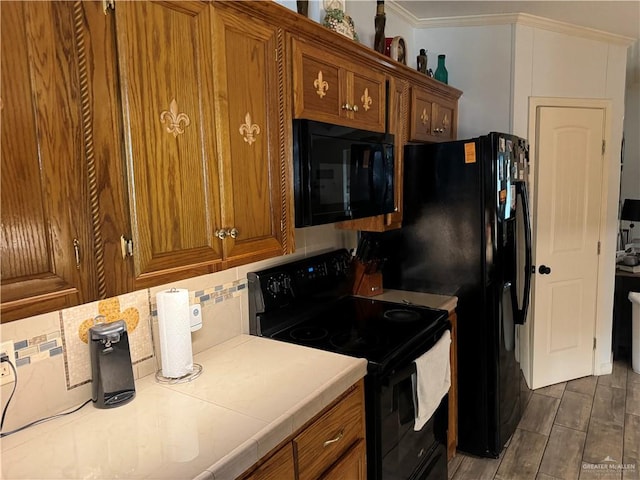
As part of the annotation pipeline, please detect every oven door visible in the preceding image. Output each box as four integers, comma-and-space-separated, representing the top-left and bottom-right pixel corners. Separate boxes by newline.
373, 325, 450, 480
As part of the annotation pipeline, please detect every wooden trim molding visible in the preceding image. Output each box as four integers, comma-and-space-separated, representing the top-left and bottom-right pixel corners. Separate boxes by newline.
73, 1, 106, 299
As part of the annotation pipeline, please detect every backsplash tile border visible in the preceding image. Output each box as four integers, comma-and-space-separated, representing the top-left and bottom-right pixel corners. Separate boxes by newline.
149, 279, 247, 317
11, 330, 64, 367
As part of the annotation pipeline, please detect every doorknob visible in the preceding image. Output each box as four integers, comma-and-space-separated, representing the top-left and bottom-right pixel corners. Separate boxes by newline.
538, 265, 552, 275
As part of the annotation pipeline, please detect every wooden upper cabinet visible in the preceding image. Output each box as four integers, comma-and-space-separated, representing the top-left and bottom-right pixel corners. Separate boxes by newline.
409, 86, 457, 142
211, 6, 293, 267
1, 1, 97, 322
292, 39, 386, 133
115, 1, 223, 286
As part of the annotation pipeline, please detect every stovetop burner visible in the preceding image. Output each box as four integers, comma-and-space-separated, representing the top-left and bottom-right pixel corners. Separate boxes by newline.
289, 326, 329, 342
383, 308, 421, 322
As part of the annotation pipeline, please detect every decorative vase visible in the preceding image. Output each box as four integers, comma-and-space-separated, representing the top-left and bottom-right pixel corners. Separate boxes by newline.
434, 54, 448, 84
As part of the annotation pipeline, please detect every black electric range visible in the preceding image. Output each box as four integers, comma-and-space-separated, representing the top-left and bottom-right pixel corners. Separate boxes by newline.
248, 249, 450, 480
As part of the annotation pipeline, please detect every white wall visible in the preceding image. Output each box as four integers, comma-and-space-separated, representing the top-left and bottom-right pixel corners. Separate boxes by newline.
413, 25, 513, 139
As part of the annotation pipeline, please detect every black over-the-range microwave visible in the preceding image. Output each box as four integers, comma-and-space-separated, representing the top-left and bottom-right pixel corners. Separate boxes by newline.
293, 119, 395, 227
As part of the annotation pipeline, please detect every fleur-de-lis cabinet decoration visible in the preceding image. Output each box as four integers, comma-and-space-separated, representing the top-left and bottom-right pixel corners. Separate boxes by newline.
420, 107, 429, 125
361, 88, 372, 111
239, 112, 261, 145
160, 99, 190, 137
314, 70, 329, 98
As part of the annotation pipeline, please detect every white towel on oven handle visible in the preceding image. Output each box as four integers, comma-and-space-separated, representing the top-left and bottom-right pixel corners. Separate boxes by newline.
412, 330, 451, 431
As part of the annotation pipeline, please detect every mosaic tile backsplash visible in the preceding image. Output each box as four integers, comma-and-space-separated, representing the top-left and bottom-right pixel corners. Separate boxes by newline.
9, 279, 248, 391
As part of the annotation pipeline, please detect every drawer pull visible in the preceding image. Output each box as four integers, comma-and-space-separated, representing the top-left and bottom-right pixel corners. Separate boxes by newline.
323, 430, 344, 448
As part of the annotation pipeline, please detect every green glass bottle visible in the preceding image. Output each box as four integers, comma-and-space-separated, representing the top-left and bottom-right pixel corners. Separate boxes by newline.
434, 54, 448, 84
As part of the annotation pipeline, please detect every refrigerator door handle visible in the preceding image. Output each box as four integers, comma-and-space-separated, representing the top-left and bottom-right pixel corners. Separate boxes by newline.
515, 181, 533, 325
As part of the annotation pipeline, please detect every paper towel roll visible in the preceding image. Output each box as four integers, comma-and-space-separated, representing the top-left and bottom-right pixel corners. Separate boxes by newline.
156, 288, 193, 378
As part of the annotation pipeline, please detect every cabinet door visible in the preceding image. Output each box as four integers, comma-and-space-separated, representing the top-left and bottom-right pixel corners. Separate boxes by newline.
292, 39, 342, 125
349, 69, 386, 133
246, 443, 295, 480
1, 1, 97, 322
115, 1, 223, 285
211, 7, 293, 265
433, 102, 455, 141
319, 439, 366, 480
409, 87, 434, 142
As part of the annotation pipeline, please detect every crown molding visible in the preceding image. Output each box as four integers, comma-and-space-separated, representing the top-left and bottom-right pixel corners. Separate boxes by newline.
385, 2, 634, 47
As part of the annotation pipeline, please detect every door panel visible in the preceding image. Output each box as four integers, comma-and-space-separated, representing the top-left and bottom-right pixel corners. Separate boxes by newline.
293, 40, 341, 123
211, 7, 289, 263
1, 1, 97, 321
115, 1, 222, 280
531, 106, 604, 388
350, 70, 386, 132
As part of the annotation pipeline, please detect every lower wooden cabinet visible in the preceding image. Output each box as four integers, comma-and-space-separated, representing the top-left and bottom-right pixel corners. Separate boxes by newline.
245, 443, 295, 480
320, 440, 366, 480
240, 380, 366, 480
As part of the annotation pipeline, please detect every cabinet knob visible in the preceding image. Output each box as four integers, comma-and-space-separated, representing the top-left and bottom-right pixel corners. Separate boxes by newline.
215, 229, 228, 240
341, 103, 353, 111
352, 105, 359, 112
229, 228, 239, 239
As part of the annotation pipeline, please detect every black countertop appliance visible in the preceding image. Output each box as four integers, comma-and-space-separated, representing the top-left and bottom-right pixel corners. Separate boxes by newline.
373, 133, 532, 458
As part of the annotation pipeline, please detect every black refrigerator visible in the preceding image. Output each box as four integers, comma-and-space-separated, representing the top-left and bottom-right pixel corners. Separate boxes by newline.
374, 132, 532, 458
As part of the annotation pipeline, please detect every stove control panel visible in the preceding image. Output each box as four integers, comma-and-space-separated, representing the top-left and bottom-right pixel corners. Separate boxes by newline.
247, 249, 352, 317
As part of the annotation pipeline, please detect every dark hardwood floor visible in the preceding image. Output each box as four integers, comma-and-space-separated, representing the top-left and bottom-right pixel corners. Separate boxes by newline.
448, 360, 640, 480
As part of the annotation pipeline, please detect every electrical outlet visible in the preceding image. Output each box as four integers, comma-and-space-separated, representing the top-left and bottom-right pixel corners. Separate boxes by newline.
0, 341, 16, 386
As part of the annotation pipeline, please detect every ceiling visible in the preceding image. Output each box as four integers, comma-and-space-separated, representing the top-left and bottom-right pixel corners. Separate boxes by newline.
394, 1, 639, 40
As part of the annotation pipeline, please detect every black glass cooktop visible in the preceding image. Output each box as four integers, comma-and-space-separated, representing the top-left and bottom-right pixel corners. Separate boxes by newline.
268, 296, 447, 367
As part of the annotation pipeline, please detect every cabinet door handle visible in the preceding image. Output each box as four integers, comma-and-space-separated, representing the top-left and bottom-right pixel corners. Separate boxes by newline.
323, 430, 344, 448
341, 103, 352, 111
215, 229, 228, 240
229, 228, 239, 239
73, 238, 81, 269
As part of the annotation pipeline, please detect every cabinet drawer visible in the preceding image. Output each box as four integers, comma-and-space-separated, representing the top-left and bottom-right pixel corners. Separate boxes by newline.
294, 384, 365, 480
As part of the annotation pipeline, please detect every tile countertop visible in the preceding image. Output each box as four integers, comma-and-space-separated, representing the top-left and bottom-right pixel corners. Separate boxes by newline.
0, 335, 367, 480
365, 289, 458, 314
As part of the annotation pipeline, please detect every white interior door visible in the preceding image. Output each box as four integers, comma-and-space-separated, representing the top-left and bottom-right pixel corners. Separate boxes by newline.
530, 105, 605, 389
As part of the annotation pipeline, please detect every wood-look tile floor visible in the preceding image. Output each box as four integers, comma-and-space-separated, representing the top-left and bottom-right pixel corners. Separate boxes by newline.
448, 360, 640, 480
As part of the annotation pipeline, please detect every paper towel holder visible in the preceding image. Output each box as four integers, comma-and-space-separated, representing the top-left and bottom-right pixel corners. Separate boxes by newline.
155, 288, 204, 385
